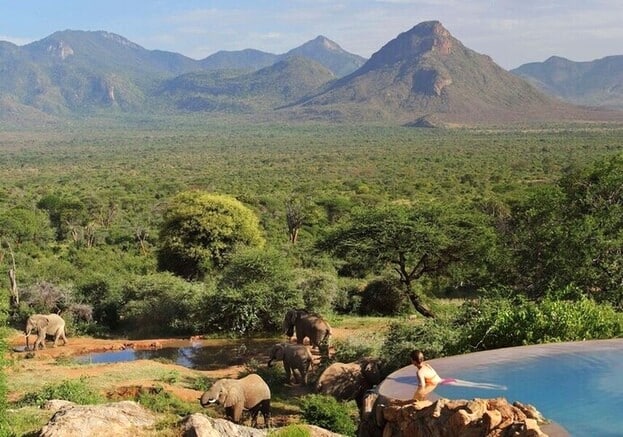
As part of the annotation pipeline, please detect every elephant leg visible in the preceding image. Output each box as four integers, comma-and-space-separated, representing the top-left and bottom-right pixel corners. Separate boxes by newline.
36, 330, 47, 349
260, 399, 271, 428
284, 364, 292, 384
250, 406, 259, 428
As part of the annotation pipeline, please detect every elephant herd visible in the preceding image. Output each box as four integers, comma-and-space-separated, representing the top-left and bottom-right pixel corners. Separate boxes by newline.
22, 309, 383, 429
200, 308, 384, 429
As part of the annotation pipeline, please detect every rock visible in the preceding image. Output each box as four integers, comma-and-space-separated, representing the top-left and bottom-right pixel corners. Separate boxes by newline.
181, 414, 267, 437
370, 397, 550, 437
39, 400, 157, 437
181, 414, 344, 437
43, 400, 75, 411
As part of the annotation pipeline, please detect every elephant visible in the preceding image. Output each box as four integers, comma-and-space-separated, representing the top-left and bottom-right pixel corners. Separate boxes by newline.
268, 342, 314, 385
25, 313, 68, 350
316, 357, 383, 413
282, 308, 331, 350
199, 373, 271, 428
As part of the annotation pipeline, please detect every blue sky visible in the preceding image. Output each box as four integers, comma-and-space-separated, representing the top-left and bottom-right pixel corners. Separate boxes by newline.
1, 1, 622, 69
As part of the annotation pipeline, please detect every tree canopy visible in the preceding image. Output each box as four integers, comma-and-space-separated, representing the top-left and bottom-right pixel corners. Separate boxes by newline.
320, 201, 496, 317
157, 191, 265, 279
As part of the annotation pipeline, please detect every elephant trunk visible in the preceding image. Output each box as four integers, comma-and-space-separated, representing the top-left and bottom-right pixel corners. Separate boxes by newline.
268, 358, 274, 367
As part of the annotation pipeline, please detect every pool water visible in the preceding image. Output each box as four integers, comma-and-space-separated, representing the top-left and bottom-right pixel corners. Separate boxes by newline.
379, 339, 623, 436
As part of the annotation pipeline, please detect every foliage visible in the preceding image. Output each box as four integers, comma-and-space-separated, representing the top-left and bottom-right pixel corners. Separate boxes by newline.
137, 387, 198, 416
118, 272, 207, 336
503, 154, 623, 306
190, 375, 213, 392
331, 333, 384, 364
157, 190, 265, 279
320, 202, 496, 317
203, 247, 302, 334
359, 276, 406, 316
299, 394, 357, 437
294, 269, 339, 314
380, 318, 460, 374
454, 294, 623, 351
17, 377, 104, 407
268, 424, 311, 437
0, 309, 8, 434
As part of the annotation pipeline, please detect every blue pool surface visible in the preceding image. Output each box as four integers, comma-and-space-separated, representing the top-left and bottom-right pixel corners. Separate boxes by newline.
378, 339, 623, 436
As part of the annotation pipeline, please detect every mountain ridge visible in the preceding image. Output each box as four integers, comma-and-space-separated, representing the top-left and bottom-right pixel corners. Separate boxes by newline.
1, 23, 622, 126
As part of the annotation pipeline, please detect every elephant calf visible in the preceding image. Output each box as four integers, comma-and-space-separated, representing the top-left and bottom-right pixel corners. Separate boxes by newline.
268, 342, 314, 385
25, 313, 68, 350
199, 373, 271, 428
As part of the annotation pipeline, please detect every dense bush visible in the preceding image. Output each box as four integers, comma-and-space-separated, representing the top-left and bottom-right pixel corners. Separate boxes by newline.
380, 318, 459, 374
294, 269, 339, 314
118, 273, 208, 336
455, 294, 623, 351
157, 191, 265, 279
359, 277, 405, 316
299, 394, 357, 437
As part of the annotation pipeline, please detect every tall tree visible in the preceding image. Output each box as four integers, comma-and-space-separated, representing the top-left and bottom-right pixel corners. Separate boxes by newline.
320, 202, 495, 317
157, 191, 265, 279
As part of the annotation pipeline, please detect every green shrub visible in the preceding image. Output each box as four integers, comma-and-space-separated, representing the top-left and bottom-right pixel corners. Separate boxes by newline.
359, 277, 405, 316
190, 375, 213, 392
18, 377, 104, 407
295, 270, 339, 314
332, 332, 383, 363
268, 424, 311, 437
299, 394, 357, 437
454, 294, 623, 351
381, 318, 459, 374
137, 388, 198, 415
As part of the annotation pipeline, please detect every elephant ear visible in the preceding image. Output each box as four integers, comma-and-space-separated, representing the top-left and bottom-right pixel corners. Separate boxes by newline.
38, 316, 51, 329
283, 310, 296, 335
221, 381, 244, 408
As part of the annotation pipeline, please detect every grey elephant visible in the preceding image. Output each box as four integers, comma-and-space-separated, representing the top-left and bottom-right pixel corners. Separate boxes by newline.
282, 308, 331, 350
268, 342, 314, 385
199, 373, 271, 428
25, 313, 68, 350
316, 357, 382, 412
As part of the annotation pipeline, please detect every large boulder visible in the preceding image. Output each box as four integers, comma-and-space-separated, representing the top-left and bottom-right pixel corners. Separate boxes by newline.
40, 400, 157, 437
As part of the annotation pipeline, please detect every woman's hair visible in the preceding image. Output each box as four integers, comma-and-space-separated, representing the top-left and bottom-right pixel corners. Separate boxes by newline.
410, 349, 424, 364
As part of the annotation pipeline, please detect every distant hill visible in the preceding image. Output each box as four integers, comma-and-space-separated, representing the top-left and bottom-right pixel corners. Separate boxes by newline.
199, 35, 364, 78
161, 56, 335, 112
282, 36, 366, 78
286, 21, 622, 125
0, 30, 201, 113
199, 49, 278, 72
512, 55, 623, 109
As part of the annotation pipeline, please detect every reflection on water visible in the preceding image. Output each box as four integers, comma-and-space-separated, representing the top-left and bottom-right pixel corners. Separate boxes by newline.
75, 339, 278, 370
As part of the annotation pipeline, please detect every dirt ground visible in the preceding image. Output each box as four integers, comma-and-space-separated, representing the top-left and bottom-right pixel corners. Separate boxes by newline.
5, 328, 354, 415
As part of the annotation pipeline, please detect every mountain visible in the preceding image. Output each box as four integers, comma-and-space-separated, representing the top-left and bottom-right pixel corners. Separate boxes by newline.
287, 21, 621, 125
161, 56, 335, 112
0, 30, 202, 113
199, 48, 278, 72
282, 36, 366, 77
199, 36, 364, 78
512, 55, 623, 109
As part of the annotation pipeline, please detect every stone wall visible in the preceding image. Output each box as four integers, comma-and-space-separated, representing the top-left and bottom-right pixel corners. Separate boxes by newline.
359, 394, 550, 437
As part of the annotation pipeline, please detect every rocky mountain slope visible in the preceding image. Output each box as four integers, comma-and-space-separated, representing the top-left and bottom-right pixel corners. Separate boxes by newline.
287, 21, 620, 125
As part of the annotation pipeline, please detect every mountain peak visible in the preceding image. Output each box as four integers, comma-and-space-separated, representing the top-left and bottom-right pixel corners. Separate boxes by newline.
361, 20, 455, 73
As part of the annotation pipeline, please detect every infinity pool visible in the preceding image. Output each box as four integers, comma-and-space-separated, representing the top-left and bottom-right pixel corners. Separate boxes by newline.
378, 339, 623, 436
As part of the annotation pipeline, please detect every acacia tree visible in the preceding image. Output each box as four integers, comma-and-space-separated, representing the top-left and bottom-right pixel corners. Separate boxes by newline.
320, 202, 496, 318
157, 191, 265, 279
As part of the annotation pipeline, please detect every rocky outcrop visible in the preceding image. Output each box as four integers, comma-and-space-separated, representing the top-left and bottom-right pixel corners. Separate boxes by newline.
181, 414, 267, 437
40, 400, 157, 437
359, 395, 549, 437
